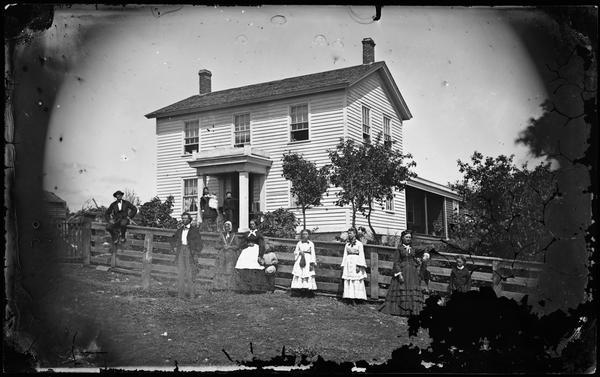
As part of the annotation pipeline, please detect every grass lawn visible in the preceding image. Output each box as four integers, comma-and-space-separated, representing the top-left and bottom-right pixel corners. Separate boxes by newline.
35, 264, 430, 369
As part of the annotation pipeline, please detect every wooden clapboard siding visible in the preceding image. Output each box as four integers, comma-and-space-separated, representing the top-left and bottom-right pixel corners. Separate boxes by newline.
156, 89, 351, 232
250, 91, 345, 224
345, 71, 407, 234
156, 116, 199, 216
153, 70, 414, 233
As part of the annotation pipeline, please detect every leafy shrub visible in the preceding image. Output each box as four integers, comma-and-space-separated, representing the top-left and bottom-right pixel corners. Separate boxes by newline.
136, 195, 178, 229
257, 208, 299, 239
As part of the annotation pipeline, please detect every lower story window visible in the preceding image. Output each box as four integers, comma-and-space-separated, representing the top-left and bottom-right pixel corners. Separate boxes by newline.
406, 198, 414, 224
385, 196, 394, 212
183, 178, 198, 212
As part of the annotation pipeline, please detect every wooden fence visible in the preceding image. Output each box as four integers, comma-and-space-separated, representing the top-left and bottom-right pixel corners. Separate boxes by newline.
65, 222, 543, 302
53, 220, 85, 261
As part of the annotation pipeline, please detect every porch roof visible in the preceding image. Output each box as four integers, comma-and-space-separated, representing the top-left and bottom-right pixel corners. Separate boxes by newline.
187, 146, 272, 175
406, 176, 462, 201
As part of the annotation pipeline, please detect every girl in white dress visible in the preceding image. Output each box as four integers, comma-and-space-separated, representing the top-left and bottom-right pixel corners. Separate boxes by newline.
291, 229, 317, 297
341, 227, 368, 304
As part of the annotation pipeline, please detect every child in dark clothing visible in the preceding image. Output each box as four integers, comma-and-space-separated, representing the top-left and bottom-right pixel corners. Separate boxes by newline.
448, 255, 471, 293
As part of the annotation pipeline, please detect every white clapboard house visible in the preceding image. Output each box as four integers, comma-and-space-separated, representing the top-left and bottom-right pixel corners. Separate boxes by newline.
145, 38, 461, 238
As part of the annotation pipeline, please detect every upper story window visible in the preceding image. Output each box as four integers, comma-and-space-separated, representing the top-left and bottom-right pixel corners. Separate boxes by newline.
290, 104, 309, 142
362, 106, 371, 144
183, 178, 198, 213
234, 113, 251, 147
184, 120, 199, 154
383, 116, 392, 147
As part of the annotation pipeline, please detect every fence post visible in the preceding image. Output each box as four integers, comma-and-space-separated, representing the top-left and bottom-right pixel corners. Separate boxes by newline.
81, 221, 91, 265
492, 260, 502, 297
110, 243, 117, 268
142, 232, 153, 290
370, 249, 379, 299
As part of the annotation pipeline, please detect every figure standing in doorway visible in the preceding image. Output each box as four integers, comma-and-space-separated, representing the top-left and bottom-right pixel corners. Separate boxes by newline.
222, 191, 237, 231
200, 187, 218, 232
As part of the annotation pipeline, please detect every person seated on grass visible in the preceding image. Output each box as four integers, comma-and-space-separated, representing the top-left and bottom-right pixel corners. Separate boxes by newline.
262, 247, 279, 294
234, 219, 269, 293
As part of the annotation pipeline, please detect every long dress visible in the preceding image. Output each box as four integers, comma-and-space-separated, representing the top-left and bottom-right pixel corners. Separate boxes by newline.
291, 240, 317, 291
379, 244, 425, 316
234, 230, 268, 293
212, 231, 239, 291
341, 240, 368, 300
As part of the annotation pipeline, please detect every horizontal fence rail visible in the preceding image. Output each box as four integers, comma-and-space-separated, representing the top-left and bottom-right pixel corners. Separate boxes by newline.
64, 222, 545, 302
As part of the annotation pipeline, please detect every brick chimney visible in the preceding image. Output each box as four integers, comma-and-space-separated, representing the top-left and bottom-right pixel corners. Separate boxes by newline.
362, 38, 375, 65
198, 69, 212, 95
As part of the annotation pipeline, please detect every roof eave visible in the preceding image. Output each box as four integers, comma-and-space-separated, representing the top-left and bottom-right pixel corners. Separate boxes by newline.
349, 62, 412, 121
145, 83, 349, 120
406, 176, 461, 201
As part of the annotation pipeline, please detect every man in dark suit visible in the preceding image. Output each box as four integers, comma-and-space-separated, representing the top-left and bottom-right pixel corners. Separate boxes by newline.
170, 212, 204, 298
105, 190, 138, 244
222, 191, 237, 231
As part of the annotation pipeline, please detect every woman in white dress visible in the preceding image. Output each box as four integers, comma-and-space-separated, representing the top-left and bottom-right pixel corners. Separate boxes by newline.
234, 219, 268, 293
341, 227, 368, 304
291, 229, 317, 297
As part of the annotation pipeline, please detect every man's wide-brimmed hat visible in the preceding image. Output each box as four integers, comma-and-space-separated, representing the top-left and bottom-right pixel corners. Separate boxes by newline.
113, 190, 125, 198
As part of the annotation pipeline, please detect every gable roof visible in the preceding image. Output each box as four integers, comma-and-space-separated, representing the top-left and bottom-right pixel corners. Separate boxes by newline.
43, 190, 66, 204
145, 61, 412, 120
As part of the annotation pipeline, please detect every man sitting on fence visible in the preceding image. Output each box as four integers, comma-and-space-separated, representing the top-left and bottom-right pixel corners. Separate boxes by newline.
105, 190, 138, 244
170, 212, 204, 299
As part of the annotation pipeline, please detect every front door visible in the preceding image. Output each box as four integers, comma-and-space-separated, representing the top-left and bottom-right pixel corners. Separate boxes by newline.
230, 173, 240, 231
249, 174, 256, 221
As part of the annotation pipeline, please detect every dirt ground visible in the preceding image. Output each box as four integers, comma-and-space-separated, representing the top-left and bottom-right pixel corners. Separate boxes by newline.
32, 263, 430, 369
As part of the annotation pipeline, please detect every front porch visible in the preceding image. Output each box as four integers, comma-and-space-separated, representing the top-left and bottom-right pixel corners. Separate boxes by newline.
187, 146, 272, 232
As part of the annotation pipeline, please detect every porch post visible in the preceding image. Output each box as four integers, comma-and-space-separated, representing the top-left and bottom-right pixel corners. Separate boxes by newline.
238, 171, 250, 231
259, 174, 266, 214
423, 193, 429, 235
442, 197, 449, 239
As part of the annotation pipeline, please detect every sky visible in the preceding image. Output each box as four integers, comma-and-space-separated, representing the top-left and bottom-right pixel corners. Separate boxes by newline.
34, 5, 552, 210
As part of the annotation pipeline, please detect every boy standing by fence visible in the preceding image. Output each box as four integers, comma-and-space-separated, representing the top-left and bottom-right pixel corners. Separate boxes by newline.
170, 212, 204, 298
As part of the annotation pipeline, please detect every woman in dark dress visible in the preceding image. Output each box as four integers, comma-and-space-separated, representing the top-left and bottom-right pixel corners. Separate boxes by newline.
234, 219, 268, 293
379, 230, 428, 316
212, 221, 239, 291
200, 187, 218, 232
